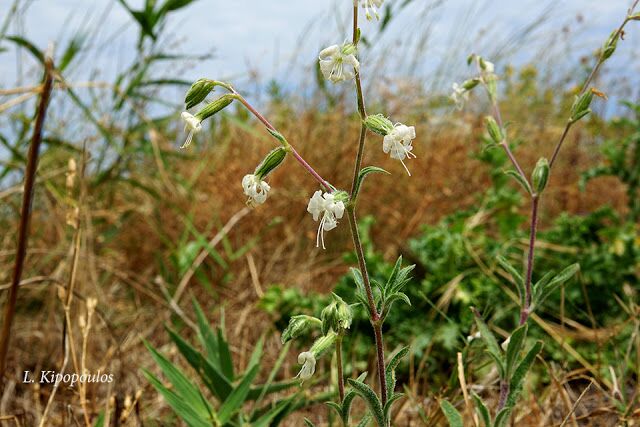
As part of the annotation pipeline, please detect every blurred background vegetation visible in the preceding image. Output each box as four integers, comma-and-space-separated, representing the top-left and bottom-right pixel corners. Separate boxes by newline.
0, 0, 639, 425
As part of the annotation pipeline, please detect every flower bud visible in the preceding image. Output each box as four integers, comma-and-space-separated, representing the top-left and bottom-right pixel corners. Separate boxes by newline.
531, 157, 550, 194
601, 30, 619, 60
281, 315, 321, 344
194, 94, 235, 122
320, 294, 352, 334
364, 114, 394, 136
569, 91, 594, 123
462, 78, 480, 91
185, 79, 217, 109
484, 116, 503, 143
255, 147, 287, 180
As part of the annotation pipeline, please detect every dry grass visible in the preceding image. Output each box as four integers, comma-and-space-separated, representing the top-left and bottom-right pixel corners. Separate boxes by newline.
0, 83, 634, 426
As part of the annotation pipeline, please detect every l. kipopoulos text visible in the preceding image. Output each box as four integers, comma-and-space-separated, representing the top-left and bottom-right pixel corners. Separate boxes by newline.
23, 370, 114, 387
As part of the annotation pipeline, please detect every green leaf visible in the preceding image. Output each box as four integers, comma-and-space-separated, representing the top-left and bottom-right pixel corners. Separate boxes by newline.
326, 401, 343, 418
342, 372, 367, 424
486, 351, 506, 379
251, 396, 296, 427
385, 347, 409, 397
304, 418, 316, 427
93, 411, 105, 427
5, 36, 44, 64
505, 324, 528, 378
247, 335, 264, 374
496, 255, 525, 306
439, 400, 463, 427
217, 363, 260, 424
192, 300, 222, 371
384, 392, 404, 419
353, 166, 390, 198
493, 407, 512, 427
166, 327, 232, 401
471, 392, 491, 427
534, 264, 580, 307
351, 268, 375, 317
357, 413, 373, 427
59, 34, 85, 72
218, 329, 235, 381
471, 308, 503, 369
504, 169, 532, 195
144, 341, 212, 419
144, 370, 212, 427
506, 341, 543, 408
347, 379, 386, 427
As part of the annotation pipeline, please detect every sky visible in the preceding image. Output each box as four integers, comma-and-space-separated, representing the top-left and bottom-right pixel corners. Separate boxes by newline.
2, 0, 639, 91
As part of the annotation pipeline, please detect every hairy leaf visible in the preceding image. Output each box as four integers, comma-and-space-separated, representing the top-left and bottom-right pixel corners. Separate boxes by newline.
439, 400, 463, 427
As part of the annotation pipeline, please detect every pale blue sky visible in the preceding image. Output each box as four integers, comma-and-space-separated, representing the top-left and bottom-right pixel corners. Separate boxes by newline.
2, 0, 639, 91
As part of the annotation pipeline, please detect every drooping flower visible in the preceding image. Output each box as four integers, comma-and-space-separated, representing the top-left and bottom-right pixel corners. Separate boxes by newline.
307, 191, 346, 249
383, 124, 417, 175
180, 112, 202, 148
361, 0, 384, 21
296, 351, 316, 381
450, 82, 469, 110
319, 44, 359, 84
242, 174, 271, 205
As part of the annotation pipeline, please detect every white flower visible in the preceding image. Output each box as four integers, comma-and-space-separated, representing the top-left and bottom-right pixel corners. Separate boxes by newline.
242, 174, 270, 205
180, 112, 202, 148
450, 82, 469, 110
383, 124, 417, 176
362, 0, 384, 20
319, 44, 360, 84
482, 60, 495, 74
307, 191, 346, 249
478, 58, 496, 83
296, 351, 316, 381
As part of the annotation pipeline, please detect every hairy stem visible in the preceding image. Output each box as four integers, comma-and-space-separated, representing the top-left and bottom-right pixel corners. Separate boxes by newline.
520, 195, 539, 325
488, 95, 530, 187
0, 56, 55, 389
231, 90, 332, 191
497, 379, 509, 410
336, 334, 345, 402
347, 5, 388, 406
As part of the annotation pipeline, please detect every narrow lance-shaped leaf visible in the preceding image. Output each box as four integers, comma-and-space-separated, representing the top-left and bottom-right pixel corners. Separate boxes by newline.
471, 392, 491, 427
505, 324, 528, 378
439, 400, 463, 427
385, 347, 409, 397
217, 364, 260, 424
143, 370, 212, 427
533, 264, 580, 308
342, 372, 367, 424
471, 308, 503, 363
165, 327, 232, 401
506, 341, 543, 408
144, 341, 213, 418
347, 379, 386, 427
496, 255, 525, 306
354, 166, 390, 198
504, 169, 533, 195
493, 407, 512, 427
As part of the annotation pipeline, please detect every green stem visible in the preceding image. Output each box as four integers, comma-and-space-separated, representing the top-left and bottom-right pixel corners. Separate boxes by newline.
336, 334, 345, 402
347, 4, 387, 406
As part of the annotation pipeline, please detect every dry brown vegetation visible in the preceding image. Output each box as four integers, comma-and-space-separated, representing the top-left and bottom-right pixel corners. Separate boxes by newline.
0, 74, 634, 425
